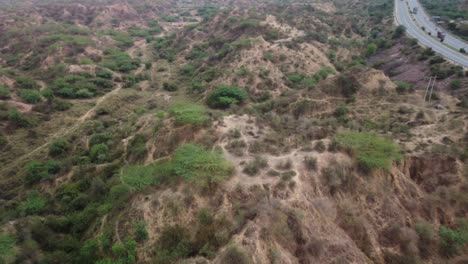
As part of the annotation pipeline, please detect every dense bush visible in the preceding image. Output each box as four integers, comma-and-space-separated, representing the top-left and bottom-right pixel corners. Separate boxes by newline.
336, 74, 360, 98
153, 225, 192, 263
19, 89, 41, 103
122, 143, 232, 189
127, 134, 147, 161
121, 165, 155, 190
90, 143, 109, 163
335, 131, 401, 171
243, 156, 268, 176
162, 82, 177, 92
172, 144, 233, 187
393, 25, 406, 38
101, 49, 140, 73
439, 221, 468, 257
450, 79, 462, 90
15, 76, 39, 90
134, 222, 148, 242
153, 36, 176, 62
169, 102, 209, 126
395, 81, 414, 94
0, 84, 10, 99
49, 138, 70, 157
25, 160, 60, 185
50, 75, 113, 98
18, 191, 47, 215
0, 233, 15, 261
95, 67, 113, 79
8, 109, 33, 128
206, 85, 247, 109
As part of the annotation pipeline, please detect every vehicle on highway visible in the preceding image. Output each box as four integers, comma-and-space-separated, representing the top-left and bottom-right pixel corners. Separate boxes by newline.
437, 31, 446, 42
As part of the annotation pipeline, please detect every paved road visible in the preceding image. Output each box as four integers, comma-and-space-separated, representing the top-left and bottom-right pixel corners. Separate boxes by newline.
407, 0, 467, 51
395, 0, 468, 67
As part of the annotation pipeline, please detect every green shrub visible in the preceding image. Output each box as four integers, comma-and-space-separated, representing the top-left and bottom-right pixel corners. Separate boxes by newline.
365, 43, 378, 56
127, 134, 147, 161
79, 239, 99, 263
162, 82, 177, 92
96, 67, 113, 79
197, 208, 213, 226
221, 246, 252, 264
123, 144, 232, 189
415, 221, 436, 258
172, 143, 233, 188
0, 84, 10, 99
206, 85, 247, 109
286, 72, 305, 84
89, 132, 112, 146
169, 102, 209, 126
439, 221, 468, 257
121, 165, 155, 190
49, 138, 70, 157
50, 74, 113, 98
303, 156, 317, 171
15, 76, 39, 90
52, 99, 73, 111
153, 36, 176, 62
24, 160, 60, 184
8, 109, 33, 128
0, 133, 7, 147
101, 49, 140, 73
18, 191, 47, 215
99, 30, 133, 48
90, 143, 109, 163
191, 81, 204, 92
395, 81, 414, 94
429, 55, 445, 65
41, 88, 54, 102
336, 74, 360, 98
243, 156, 268, 176
334, 103, 348, 118
450, 79, 462, 90
393, 25, 406, 39
180, 64, 196, 76
18, 89, 41, 103
134, 222, 148, 242
335, 131, 401, 171
153, 225, 192, 264
0, 233, 15, 259
109, 184, 131, 202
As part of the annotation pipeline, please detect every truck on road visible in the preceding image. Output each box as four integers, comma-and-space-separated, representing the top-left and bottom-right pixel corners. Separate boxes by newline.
437, 31, 446, 42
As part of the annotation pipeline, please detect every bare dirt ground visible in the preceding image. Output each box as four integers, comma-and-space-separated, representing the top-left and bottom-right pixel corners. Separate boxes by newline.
6, 100, 32, 113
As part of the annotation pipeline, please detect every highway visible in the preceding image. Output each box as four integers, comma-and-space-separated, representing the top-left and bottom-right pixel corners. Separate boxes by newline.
394, 0, 468, 67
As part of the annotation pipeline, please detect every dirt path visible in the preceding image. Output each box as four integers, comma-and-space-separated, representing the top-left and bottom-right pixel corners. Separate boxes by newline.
6, 100, 33, 113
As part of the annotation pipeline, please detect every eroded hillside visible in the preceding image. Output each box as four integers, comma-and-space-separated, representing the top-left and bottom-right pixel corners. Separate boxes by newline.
0, 0, 467, 263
